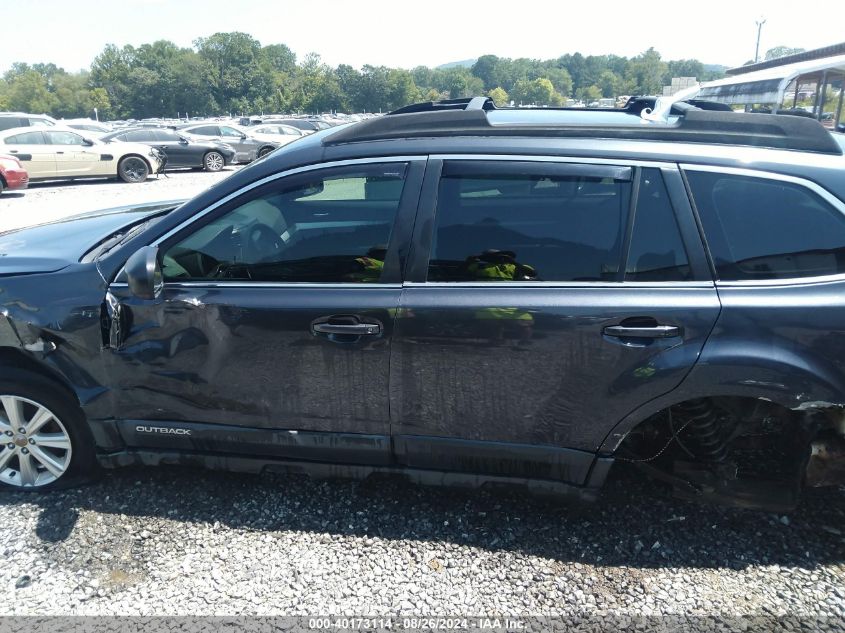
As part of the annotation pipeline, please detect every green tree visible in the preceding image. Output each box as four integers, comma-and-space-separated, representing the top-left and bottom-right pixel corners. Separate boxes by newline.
597, 70, 623, 98
4, 70, 59, 113
487, 86, 509, 107
625, 48, 668, 95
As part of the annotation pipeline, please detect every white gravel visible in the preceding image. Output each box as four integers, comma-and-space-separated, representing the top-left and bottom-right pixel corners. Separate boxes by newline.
0, 168, 242, 232
0, 467, 844, 620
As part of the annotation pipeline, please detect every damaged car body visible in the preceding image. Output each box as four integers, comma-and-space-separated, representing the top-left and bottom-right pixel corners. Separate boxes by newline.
1, 96, 845, 511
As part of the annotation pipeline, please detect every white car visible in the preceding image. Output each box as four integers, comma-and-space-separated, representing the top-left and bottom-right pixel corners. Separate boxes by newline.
0, 126, 163, 183
245, 124, 305, 147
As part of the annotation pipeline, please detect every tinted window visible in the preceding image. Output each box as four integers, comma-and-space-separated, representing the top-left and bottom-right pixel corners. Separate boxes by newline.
4, 131, 44, 145
28, 118, 54, 127
220, 126, 243, 137
0, 117, 26, 131
122, 130, 153, 142
626, 169, 691, 282
428, 162, 631, 282
688, 171, 845, 281
187, 126, 218, 135
46, 130, 84, 145
162, 163, 408, 283
151, 130, 179, 142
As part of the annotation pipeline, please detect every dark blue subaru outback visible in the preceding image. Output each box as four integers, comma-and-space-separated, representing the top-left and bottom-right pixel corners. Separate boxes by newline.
1, 97, 844, 511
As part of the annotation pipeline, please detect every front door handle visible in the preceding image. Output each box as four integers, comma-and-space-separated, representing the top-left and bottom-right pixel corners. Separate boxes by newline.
603, 324, 681, 338
312, 322, 381, 336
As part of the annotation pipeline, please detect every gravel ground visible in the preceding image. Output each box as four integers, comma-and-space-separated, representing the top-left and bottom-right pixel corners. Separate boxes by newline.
0, 465, 843, 620
0, 167, 241, 232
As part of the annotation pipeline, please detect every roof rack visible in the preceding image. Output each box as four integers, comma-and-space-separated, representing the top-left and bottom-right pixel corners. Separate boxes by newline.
324, 97, 842, 155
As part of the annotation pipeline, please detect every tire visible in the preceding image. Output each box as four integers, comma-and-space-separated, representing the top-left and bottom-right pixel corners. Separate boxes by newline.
0, 371, 97, 491
117, 155, 150, 183
203, 151, 225, 172
0, 178, 5, 195
257, 146, 273, 159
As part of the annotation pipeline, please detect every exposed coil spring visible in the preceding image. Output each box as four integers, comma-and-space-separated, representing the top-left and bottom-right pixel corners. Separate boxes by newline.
674, 399, 729, 462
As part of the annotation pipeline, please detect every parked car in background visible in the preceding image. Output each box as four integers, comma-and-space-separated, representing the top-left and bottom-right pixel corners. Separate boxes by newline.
62, 119, 113, 137
0, 112, 57, 131
245, 124, 304, 147
174, 123, 278, 163
101, 128, 236, 172
260, 118, 320, 134
0, 153, 28, 194
0, 126, 163, 183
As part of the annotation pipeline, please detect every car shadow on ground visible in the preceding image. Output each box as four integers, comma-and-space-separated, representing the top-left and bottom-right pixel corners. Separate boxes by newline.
1, 464, 843, 570
0, 192, 26, 199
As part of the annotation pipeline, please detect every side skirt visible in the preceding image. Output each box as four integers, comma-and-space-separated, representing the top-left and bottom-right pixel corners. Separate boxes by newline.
97, 450, 614, 502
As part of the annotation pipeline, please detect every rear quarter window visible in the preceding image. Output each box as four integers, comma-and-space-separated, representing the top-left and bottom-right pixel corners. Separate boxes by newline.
687, 171, 845, 281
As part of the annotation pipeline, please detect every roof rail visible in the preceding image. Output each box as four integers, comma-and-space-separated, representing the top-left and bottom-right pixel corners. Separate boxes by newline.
388, 97, 495, 115
324, 97, 842, 155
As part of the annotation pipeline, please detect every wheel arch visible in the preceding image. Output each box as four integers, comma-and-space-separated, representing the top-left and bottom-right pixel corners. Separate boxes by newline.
0, 347, 81, 408
600, 339, 845, 454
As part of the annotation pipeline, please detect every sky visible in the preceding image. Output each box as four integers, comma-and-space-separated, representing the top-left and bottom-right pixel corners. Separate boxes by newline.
2, 0, 844, 75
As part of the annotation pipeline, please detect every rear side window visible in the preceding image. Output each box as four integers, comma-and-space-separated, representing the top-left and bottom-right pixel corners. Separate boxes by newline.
187, 126, 218, 135
625, 169, 691, 282
687, 171, 845, 281
4, 131, 44, 144
428, 162, 632, 282
123, 130, 153, 142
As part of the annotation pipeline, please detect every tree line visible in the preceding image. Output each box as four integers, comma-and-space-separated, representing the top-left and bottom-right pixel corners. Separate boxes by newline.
0, 32, 728, 120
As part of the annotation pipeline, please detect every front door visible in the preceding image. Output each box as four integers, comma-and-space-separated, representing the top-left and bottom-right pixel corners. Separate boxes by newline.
45, 130, 100, 176
392, 158, 720, 485
104, 159, 423, 465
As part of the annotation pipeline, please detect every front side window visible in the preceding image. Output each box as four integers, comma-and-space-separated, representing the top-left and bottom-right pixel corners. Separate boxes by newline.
688, 171, 845, 281
428, 161, 631, 282
46, 131, 84, 145
220, 126, 243, 137
162, 163, 408, 283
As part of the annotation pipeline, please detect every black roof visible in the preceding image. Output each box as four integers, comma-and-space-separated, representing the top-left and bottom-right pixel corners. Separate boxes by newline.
324, 97, 842, 155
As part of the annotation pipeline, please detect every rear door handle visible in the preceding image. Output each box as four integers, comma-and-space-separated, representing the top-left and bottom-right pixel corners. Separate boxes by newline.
604, 325, 681, 338
312, 322, 381, 336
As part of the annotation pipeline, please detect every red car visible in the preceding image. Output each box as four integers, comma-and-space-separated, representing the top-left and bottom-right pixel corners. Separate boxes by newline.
0, 153, 28, 194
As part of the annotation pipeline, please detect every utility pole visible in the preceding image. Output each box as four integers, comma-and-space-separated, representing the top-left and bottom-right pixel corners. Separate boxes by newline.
755, 18, 767, 63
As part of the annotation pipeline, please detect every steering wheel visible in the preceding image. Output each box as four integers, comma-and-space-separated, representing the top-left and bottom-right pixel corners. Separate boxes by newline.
244, 223, 283, 263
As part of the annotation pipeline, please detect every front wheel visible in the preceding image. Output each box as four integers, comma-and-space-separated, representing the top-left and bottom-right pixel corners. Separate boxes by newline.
203, 151, 225, 172
257, 146, 274, 158
117, 156, 150, 183
0, 372, 97, 491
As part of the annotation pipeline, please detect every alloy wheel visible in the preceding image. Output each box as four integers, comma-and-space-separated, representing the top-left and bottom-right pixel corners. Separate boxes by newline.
205, 152, 224, 171
0, 396, 72, 488
120, 157, 148, 183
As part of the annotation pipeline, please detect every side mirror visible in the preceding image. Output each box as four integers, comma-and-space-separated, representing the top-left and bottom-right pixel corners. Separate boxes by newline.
82, 138, 94, 146
179, 136, 189, 145
240, 134, 248, 140
124, 246, 163, 300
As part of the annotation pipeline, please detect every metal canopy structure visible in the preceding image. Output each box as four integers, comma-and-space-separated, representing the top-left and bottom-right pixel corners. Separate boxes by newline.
696, 52, 845, 130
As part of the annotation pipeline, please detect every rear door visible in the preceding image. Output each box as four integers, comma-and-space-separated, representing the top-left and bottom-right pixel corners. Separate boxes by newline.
2, 130, 55, 178
392, 156, 720, 485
